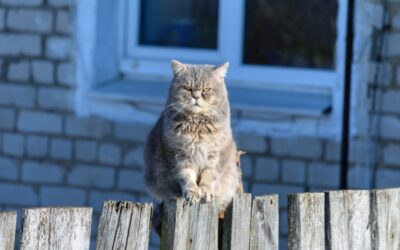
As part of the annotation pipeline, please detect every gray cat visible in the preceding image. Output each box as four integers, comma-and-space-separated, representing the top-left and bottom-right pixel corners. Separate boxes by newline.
144, 60, 242, 214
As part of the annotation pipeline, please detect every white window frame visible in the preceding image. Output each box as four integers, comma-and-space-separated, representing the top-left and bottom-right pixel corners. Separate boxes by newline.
119, 0, 348, 91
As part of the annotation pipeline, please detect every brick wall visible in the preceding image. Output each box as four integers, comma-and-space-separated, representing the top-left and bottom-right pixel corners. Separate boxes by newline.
0, 0, 398, 248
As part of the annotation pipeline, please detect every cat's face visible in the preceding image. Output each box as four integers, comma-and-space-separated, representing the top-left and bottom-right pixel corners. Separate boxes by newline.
168, 60, 229, 117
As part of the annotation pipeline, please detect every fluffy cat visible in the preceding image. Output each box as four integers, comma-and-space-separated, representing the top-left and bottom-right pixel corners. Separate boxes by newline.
144, 60, 242, 214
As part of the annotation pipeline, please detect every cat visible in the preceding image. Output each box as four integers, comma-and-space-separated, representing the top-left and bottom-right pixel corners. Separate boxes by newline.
144, 60, 242, 215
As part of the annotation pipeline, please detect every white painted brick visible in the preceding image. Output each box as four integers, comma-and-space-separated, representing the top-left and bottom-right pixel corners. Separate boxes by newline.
0, 34, 40, 56
380, 116, 400, 140
50, 138, 72, 160
68, 165, 114, 189
7, 9, 52, 33
393, 9, 400, 30
57, 62, 74, 86
282, 160, 306, 184
114, 122, 151, 142
0, 83, 35, 108
385, 32, 400, 57
271, 137, 322, 159
123, 146, 144, 167
75, 140, 97, 162
239, 155, 252, 178
397, 64, 400, 85
1, 0, 43, 6
18, 111, 62, 134
236, 132, 268, 153
41, 187, 86, 206
22, 161, 64, 183
368, 62, 392, 86
3, 133, 23, 156
0, 157, 18, 180
254, 157, 279, 181
376, 169, 400, 188
382, 90, 400, 114
251, 184, 304, 208
38, 87, 73, 111
8, 60, 29, 82
0, 183, 38, 206
66, 116, 111, 138
26, 135, 48, 157
383, 144, 400, 166
0, 107, 15, 129
48, 0, 70, 7
348, 166, 371, 189
118, 169, 146, 192
46, 36, 71, 60
56, 10, 71, 34
308, 162, 340, 188
325, 140, 340, 162
32, 60, 54, 84
98, 143, 121, 165
0, 9, 5, 30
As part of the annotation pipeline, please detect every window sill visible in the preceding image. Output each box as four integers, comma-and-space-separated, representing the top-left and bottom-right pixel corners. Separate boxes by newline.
91, 79, 332, 117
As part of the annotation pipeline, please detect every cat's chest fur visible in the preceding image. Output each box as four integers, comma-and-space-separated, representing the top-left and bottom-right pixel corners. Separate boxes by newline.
168, 117, 222, 168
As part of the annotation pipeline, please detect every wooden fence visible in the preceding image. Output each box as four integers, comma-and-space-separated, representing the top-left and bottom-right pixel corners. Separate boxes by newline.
0, 188, 399, 249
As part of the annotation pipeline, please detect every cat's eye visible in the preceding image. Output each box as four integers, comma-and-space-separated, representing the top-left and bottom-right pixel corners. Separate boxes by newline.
183, 86, 191, 91
203, 88, 211, 93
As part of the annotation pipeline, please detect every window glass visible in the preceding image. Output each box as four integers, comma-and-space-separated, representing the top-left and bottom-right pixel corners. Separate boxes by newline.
139, 0, 219, 49
243, 0, 338, 69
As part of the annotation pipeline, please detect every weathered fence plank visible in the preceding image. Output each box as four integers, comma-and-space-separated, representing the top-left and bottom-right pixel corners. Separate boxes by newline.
371, 188, 400, 250
326, 190, 371, 250
20, 207, 92, 250
96, 201, 153, 250
249, 195, 279, 250
288, 192, 324, 250
0, 211, 16, 250
161, 199, 218, 250
222, 193, 252, 250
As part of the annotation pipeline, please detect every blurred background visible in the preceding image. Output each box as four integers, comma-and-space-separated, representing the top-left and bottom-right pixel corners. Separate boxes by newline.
0, 0, 398, 249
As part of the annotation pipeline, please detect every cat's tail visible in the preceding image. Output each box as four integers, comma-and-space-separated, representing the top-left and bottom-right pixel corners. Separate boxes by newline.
152, 202, 163, 236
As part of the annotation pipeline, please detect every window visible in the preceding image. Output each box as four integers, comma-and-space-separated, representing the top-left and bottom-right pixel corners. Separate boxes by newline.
121, 0, 346, 89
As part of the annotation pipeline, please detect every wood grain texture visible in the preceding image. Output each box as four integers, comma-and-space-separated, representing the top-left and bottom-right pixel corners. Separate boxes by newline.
326, 190, 371, 250
222, 193, 252, 250
96, 201, 153, 250
288, 193, 324, 250
371, 188, 400, 250
20, 207, 92, 250
161, 198, 218, 250
0, 211, 16, 250
249, 195, 279, 250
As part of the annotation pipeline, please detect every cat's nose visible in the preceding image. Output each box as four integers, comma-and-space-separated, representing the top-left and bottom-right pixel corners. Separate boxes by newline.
192, 91, 202, 100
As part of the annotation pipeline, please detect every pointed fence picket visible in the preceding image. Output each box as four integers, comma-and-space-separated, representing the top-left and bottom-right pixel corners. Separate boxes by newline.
0, 188, 400, 249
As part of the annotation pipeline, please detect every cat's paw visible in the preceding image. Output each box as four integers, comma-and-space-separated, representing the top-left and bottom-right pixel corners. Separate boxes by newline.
200, 187, 214, 203
184, 189, 201, 204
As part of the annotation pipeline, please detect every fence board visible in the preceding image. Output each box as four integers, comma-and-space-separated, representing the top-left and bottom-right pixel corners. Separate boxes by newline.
161, 199, 218, 250
371, 188, 400, 250
288, 192, 324, 250
222, 193, 252, 250
20, 207, 92, 250
326, 190, 371, 250
249, 195, 279, 250
96, 201, 153, 250
0, 211, 16, 250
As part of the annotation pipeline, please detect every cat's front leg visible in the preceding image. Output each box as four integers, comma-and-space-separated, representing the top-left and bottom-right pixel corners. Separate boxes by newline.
175, 167, 202, 204
199, 168, 218, 202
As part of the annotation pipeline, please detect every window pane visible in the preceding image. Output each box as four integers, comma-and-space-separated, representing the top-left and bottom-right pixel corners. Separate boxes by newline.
139, 0, 219, 49
243, 0, 338, 69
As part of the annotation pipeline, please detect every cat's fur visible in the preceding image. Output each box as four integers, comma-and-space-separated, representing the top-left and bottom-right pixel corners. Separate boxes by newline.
144, 60, 242, 213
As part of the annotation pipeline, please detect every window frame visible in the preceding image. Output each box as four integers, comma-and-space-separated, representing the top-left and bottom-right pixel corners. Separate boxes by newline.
120, 0, 347, 90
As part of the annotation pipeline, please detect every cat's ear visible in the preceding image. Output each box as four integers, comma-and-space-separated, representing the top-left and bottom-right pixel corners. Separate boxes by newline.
171, 60, 187, 76
213, 62, 229, 78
